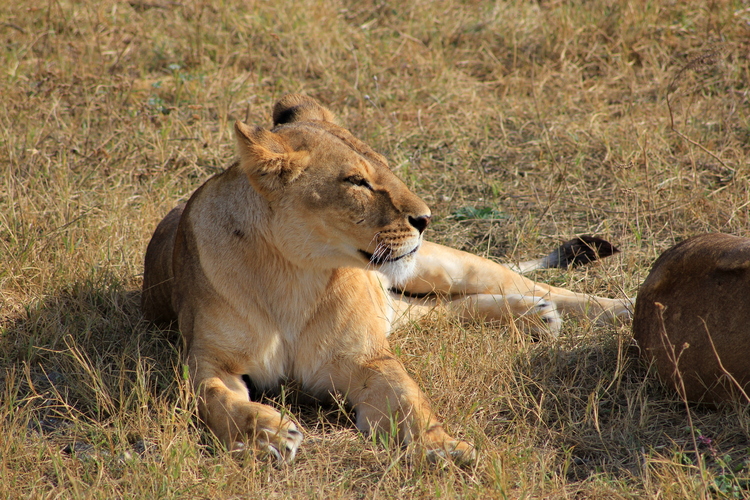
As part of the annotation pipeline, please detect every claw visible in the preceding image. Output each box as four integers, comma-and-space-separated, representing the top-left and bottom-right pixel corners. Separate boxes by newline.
266, 445, 283, 463
424, 440, 476, 466
229, 441, 246, 453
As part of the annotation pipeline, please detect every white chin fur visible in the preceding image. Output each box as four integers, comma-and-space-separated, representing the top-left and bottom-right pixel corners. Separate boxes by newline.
377, 255, 417, 287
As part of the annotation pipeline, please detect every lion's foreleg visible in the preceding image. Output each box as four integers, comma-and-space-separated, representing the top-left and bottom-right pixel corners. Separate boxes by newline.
391, 293, 562, 336
325, 356, 476, 464
190, 360, 303, 463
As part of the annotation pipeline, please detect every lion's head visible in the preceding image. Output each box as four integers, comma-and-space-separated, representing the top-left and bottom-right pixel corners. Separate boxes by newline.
234, 94, 430, 284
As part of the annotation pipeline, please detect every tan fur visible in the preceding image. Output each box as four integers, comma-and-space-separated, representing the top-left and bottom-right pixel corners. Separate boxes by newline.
392, 241, 632, 333
633, 233, 750, 404
142, 95, 632, 464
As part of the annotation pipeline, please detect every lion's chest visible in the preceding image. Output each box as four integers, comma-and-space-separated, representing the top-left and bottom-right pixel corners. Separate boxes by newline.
224, 269, 394, 391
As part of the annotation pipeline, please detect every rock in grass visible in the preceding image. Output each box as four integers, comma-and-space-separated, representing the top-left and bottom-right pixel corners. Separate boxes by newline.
632, 233, 750, 404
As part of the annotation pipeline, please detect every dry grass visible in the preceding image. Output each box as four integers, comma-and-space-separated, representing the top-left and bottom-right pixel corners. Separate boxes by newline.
2, 0, 749, 497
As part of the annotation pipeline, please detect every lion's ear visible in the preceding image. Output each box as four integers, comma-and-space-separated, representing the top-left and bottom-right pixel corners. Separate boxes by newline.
272, 94, 336, 126
234, 121, 310, 196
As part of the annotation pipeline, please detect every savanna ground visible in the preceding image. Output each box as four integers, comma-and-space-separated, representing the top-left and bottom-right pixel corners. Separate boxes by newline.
1, 0, 749, 498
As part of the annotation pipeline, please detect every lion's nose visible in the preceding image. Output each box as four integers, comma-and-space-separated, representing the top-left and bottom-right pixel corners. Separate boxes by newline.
408, 215, 430, 234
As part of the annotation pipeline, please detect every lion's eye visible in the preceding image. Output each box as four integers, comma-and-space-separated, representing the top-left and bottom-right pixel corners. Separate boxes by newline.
344, 176, 373, 190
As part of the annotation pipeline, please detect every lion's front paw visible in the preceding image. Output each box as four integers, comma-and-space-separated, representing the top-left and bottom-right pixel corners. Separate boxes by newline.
258, 417, 303, 463
512, 295, 562, 336
228, 409, 303, 464
424, 438, 477, 466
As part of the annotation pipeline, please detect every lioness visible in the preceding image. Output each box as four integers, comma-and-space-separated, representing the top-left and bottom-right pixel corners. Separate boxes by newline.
142, 94, 632, 464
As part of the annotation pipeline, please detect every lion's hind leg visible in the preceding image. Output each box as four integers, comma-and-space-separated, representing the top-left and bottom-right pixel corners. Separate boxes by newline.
142, 203, 185, 324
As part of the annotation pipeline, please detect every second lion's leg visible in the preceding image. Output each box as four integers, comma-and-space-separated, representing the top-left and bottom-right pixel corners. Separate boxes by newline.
403, 241, 632, 323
